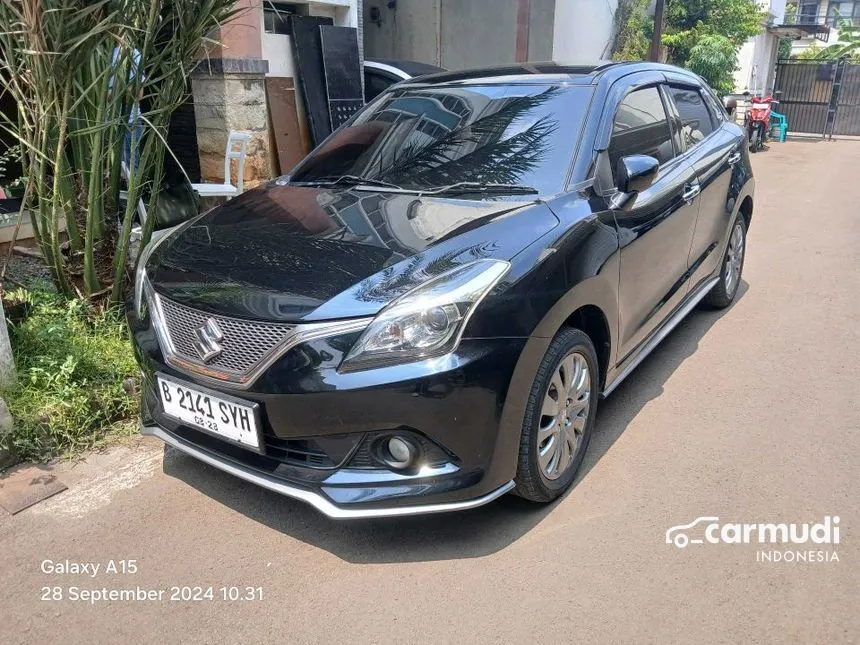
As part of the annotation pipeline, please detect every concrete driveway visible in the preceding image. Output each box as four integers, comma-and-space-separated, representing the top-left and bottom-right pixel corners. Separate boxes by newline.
1, 140, 858, 644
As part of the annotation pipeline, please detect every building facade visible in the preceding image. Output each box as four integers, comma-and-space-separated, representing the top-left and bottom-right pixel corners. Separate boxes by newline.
192, 0, 361, 189
734, 0, 787, 94
194, 0, 620, 188
783, 0, 859, 56
363, 0, 618, 71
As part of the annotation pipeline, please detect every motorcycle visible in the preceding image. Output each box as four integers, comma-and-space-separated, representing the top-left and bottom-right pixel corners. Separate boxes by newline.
744, 93, 780, 153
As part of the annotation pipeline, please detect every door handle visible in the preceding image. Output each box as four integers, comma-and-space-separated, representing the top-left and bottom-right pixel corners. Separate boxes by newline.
682, 182, 701, 204
728, 151, 742, 165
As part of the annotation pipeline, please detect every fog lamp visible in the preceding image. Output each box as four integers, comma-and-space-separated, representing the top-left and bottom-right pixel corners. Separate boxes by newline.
384, 436, 418, 469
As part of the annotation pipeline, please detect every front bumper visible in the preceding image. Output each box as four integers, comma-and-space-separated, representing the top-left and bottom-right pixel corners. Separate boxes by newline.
132, 303, 528, 518
142, 422, 514, 519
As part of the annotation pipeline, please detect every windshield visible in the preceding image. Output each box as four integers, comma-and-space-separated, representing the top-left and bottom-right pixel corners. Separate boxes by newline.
290, 84, 593, 195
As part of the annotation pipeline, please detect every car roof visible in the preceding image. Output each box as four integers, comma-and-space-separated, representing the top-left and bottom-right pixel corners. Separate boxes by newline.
364, 58, 446, 77
400, 61, 704, 87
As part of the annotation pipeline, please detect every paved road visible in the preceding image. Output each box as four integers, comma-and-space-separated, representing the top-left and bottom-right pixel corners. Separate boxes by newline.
1, 141, 858, 644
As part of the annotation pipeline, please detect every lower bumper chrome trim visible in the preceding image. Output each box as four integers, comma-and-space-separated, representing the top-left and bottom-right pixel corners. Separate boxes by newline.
141, 423, 514, 519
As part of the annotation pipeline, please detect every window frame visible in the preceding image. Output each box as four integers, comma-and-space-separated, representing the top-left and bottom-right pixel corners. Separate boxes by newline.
702, 86, 728, 124
263, 2, 298, 35
827, 0, 860, 25
799, 0, 821, 22
663, 82, 722, 155
658, 83, 686, 157
606, 83, 680, 182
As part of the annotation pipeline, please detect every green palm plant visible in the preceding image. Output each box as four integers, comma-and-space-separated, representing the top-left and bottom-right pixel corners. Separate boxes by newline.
802, 15, 860, 61
0, 0, 239, 303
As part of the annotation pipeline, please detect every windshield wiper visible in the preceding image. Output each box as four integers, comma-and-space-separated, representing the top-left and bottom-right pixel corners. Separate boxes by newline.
290, 175, 404, 190
418, 182, 539, 196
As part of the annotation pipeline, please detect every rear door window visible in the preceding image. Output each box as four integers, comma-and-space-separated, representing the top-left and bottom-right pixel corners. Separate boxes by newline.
609, 86, 675, 181
666, 86, 716, 150
702, 87, 727, 124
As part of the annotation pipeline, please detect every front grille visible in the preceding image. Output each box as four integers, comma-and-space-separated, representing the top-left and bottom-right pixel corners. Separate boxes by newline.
155, 294, 294, 377
168, 424, 337, 473
264, 434, 336, 468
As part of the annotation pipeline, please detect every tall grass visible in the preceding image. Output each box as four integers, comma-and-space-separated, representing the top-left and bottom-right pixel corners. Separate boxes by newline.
0, 0, 238, 303
1, 287, 139, 461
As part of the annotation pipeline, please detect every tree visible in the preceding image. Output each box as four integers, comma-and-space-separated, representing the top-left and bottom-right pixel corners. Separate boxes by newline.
686, 35, 740, 95
611, 0, 652, 61
663, 0, 765, 60
662, 0, 766, 92
778, 37, 793, 61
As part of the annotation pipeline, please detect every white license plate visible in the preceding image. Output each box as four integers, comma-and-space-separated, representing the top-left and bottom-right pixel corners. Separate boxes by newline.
157, 376, 261, 451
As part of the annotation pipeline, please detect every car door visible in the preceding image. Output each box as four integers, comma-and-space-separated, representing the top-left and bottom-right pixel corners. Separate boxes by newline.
663, 79, 743, 289
608, 84, 702, 361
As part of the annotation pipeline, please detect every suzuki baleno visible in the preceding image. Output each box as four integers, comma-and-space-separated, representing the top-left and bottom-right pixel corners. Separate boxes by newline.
129, 62, 754, 518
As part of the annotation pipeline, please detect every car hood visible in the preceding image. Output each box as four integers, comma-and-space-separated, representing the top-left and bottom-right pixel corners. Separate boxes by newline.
146, 182, 558, 322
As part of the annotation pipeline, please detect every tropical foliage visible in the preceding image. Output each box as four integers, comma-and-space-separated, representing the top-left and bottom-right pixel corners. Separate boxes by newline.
663, 0, 766, 93
684, 34, 742, 95
0, 0, 238, 304
778, 37, 793, 61
608, 0, 766, 93
611, 0, 652, 61
795, 16, 860, 61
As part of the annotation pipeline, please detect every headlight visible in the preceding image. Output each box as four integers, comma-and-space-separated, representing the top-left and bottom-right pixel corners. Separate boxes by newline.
341, 259, 510, 371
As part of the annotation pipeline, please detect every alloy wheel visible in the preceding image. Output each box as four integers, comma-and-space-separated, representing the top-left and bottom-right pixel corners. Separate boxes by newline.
725, 221, 745, 295
538, 351, 591, 480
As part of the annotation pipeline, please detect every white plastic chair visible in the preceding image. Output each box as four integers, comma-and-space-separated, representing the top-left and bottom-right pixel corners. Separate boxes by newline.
190, 131, 250, 198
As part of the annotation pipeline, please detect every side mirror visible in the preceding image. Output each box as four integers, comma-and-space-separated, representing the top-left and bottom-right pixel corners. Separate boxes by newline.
617, 155, 660, 195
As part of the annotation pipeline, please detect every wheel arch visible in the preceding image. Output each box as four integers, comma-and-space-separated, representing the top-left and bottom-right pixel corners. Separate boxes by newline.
488, 273, 619, 487
564, 305, 611, 390
738, 195, 753, 232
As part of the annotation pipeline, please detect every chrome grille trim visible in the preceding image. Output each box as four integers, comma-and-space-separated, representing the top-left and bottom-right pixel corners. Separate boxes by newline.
146, 280, 372, 390
157, 295, 295, 376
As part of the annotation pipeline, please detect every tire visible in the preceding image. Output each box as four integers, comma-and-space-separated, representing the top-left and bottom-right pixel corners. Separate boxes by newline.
513, 328, 599, 503
703, 214, 747, 309
749, 125, 761, 152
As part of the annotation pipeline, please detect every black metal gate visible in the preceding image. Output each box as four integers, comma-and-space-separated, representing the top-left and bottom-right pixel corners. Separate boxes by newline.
774, 59, 860, 137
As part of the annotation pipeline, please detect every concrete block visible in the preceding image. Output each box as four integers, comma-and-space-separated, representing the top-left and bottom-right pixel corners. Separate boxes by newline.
224, 79, 266, 106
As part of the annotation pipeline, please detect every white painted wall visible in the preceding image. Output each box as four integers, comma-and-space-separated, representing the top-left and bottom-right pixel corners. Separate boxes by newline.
736, 37, 757, 91
262, 33, 295, 77
762, 0, 786, 23
552, 0, 618, 62
735, 0, 787, 94
736, 31, 780, 93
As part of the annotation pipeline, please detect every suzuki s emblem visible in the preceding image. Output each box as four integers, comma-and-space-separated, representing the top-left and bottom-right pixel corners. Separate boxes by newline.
193, 318, 224, 363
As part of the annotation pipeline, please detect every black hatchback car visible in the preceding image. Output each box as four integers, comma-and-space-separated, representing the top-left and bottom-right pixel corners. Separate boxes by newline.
129, 62, 754, 519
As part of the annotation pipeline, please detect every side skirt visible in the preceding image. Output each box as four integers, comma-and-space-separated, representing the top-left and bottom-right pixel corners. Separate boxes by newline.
601, 276, 719, 397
